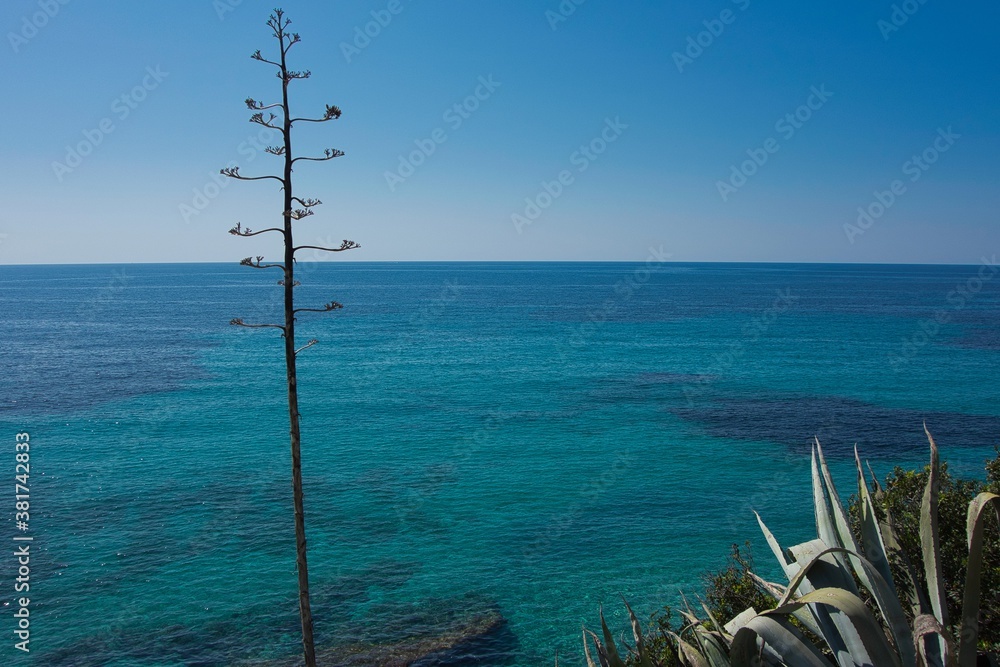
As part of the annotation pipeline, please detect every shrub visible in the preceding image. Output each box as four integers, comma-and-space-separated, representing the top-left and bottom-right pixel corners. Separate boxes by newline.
590, 431, 1000, 667
848, 448, 1000, 654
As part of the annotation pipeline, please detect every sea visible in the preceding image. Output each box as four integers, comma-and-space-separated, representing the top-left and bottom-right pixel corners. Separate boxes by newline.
1, 261, 998, 666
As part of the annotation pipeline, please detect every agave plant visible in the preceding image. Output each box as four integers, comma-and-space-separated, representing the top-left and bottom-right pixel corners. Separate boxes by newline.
588, 428, 999, 667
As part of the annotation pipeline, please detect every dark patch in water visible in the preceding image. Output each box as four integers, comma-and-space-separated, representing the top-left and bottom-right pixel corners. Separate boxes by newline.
0, 340, 209, 416
672, 394, 1000, 457
39, 590, 516, 667
409, 619, 519, 666
583, 372, 716, 408
634, 371, 717, 385
951, 325, 1000, 351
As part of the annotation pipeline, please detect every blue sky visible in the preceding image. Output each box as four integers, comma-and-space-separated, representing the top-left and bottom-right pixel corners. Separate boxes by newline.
1, 0, 998, 264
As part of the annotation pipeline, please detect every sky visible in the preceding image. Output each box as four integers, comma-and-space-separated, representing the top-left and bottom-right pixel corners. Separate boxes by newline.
1, 0, 998, 264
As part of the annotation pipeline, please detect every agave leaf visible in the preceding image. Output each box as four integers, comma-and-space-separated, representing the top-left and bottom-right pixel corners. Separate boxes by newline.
726, 611, 800, 665
783, 540, 866, 666
622, 598, 654, 667
749, 572, 787, 599
755, 510, 832, 638
693, 627, 733, 667
814, 444, 916, 666
746, 571, 827, 638
774, 587, 902, 667
812, 445, 842, 553
689, 628, 713, 665
811, 446, 877, 665
669, 631, 712, 667
780, 550, 846, 608
788, 539, 860, 597
585, 627, 613, 667
958, 492, 1000, 667
724, 607, 758, 636
599, 607, 628, 667
855, 446, 895, 589
699, 599, 729, 641
818, 440, 909, 642
867, 460, 882, 495
730, 615, 832, 667
757, 515, 856, 664
778, 543, 913, 666
815, 440, 863, 559
678, 607, 704, 629
920, 427, 949, 667
853, 450, 920, 667
912, 614, 955, 667
755, 511, 790, 570
876, 482, 929, 619
582, 629, 599, 667
921, 427, 948, 623
680, 590, 699, 619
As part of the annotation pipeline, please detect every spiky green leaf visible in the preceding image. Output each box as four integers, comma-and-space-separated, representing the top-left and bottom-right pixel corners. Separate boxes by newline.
669, 631, 712, 667
583, 629, 598, 667
731, 614, 831, 667
622, 598, 654, 667
599, 607, 627, 667
774, 588, 901, 667
958, 492, 1000, 667
920, 427, 949, 667
912, 614, 954, 667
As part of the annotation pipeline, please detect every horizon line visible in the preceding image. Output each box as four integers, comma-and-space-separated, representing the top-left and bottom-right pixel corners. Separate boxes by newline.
1, 259, 993, 268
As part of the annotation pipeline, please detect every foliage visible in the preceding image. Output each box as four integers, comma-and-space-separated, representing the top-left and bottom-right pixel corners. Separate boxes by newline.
848, 448, 1000, 654
703, 542, 777, 627
590, 430, 1000, 667
625, 545, 776, 667
636, 608, 681, 667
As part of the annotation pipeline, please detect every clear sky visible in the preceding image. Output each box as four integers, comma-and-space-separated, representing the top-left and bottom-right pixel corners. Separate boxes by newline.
2, 0, 998, 264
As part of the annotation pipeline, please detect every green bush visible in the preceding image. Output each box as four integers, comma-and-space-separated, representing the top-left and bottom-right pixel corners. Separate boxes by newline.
702, 542, 777, 626
592, 436, 1000, 667
628, 543, 776, 666
848, 448, 1000, 654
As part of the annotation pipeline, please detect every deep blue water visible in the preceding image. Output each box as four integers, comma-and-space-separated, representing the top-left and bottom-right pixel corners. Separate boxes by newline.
1, 262, 998, 666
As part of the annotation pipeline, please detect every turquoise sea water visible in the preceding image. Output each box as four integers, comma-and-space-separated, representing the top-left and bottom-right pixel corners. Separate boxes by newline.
1, 262, 998, 666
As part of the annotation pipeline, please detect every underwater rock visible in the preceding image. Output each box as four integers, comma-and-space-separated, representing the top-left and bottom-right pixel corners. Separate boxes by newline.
235, 608, 508, 667
332, 610, 506, 666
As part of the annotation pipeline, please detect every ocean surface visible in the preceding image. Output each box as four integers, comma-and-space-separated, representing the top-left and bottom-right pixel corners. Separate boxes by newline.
1, 261, 998, 666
